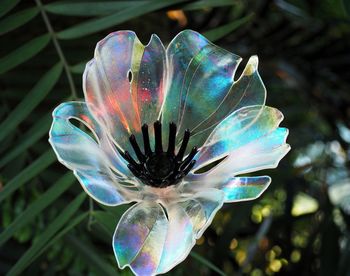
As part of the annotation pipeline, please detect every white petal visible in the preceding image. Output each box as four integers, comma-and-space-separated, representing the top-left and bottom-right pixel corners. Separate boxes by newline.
155, 202, 195, 274
203, 128, 290, 178
189, 106, 290, 180
183, 176, 271, 203
49, 102, 137, 206
156, 189, 224, 274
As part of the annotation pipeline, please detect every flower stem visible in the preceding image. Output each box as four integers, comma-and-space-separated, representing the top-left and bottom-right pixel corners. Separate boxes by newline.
34, 0, 78, 100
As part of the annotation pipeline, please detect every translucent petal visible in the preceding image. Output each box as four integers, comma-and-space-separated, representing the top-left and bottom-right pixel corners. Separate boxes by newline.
161, 30, 241, 146
177, 189, 224, 238
161, 31, 266, 150
184, 176, 271, 203
190, 127, 290, 181
83, 31, 166, 153
49, 102, 137, 206
155, 201, 194, 274
220, 176, 271, 202
113, 190, 224, 275
192, 106, 285, 171
113, 202, 168, 275
188, 56, 266, 149
207, 128, 290, 177
156, 189, 224, 274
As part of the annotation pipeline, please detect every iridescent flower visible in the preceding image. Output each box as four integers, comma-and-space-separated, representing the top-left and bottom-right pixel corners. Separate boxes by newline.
49, 30, 290, 275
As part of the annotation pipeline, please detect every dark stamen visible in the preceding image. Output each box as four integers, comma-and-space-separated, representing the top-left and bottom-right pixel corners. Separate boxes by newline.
123, 151, 139, 168
129, 134, 145, 162
142, 124, 152, 156
154, 121, 163, 153
180, 146, 198, 170
127, 164, 141, 177
183, 160, 196, 175
167, 122, 177, 155
176, 129, 190, 161
121, 122, 198, 188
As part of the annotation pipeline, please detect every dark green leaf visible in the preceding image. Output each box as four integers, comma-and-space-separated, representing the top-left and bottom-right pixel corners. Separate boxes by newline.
70, 61, 86, 74
0, 7, 39, 35
0, 115, 51, 168
0, 34, 50, 74
0, 62, 62, 143
31, 212, 88, 263
44, 1, 147, 17
190, 251, 226, 276
0, 0, 21, 18
0, 150, 55, 203
7, 193, 86, 276
203, 14, 253, 42
92, 210, 118, 236
320, 218, 341, 276
343, 0, 350, 16
65, 234, 117, 276
100, 203, 130, 218
0, 173, 75, 246
183, 0, 236, 10
57, 0, 186, 39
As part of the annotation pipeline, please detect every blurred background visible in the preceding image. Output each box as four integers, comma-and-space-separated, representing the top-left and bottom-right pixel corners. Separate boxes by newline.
1, 0, 350, 275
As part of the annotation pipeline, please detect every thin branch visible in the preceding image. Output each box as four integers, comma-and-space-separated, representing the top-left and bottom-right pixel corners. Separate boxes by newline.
34, 0, 78, 99
87, 197, 94, 231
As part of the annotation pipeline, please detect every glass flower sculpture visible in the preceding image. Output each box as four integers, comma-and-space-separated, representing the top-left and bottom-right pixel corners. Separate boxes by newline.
49, 30, 290, 275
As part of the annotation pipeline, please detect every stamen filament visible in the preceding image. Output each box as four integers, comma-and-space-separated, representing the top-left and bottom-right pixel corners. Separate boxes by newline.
142, 124, 152, 156
176, 129, 190, 161
167, 122, 177, 155
129, 134, 145, 162
122, 122, 198, 188
154, 120, 163, 153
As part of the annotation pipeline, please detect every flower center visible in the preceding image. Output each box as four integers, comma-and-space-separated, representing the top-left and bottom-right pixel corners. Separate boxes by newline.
121, 121, 198, 188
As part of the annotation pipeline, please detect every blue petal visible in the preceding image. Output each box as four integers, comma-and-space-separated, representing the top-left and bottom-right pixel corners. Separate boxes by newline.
182, 176, 271, 203
220, 176, 271, 202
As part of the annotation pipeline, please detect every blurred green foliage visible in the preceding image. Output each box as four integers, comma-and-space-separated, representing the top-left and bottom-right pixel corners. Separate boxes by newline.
1, 0, 350, 275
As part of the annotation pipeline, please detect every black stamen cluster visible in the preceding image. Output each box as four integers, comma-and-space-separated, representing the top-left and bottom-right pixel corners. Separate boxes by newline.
121, 121, 198, 188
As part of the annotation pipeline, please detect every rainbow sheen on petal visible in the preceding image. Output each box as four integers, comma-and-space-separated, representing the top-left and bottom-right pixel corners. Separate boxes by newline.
182, 175, 271, 203
113, 190, 224, 275
193, 106, 286, 171
84, 31, 166, 155
162, 30, 215, 129
161, 30, 242, 145
202, 127, 290, 179
49, 102, 136, 206
161, 31, 266, 150
188, 56, 266, 150
220, 176, 271, 202
155, 202, 194, 274
176, 189, 224, 238
155, 189, 224, 274
113, 202, 167, 275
